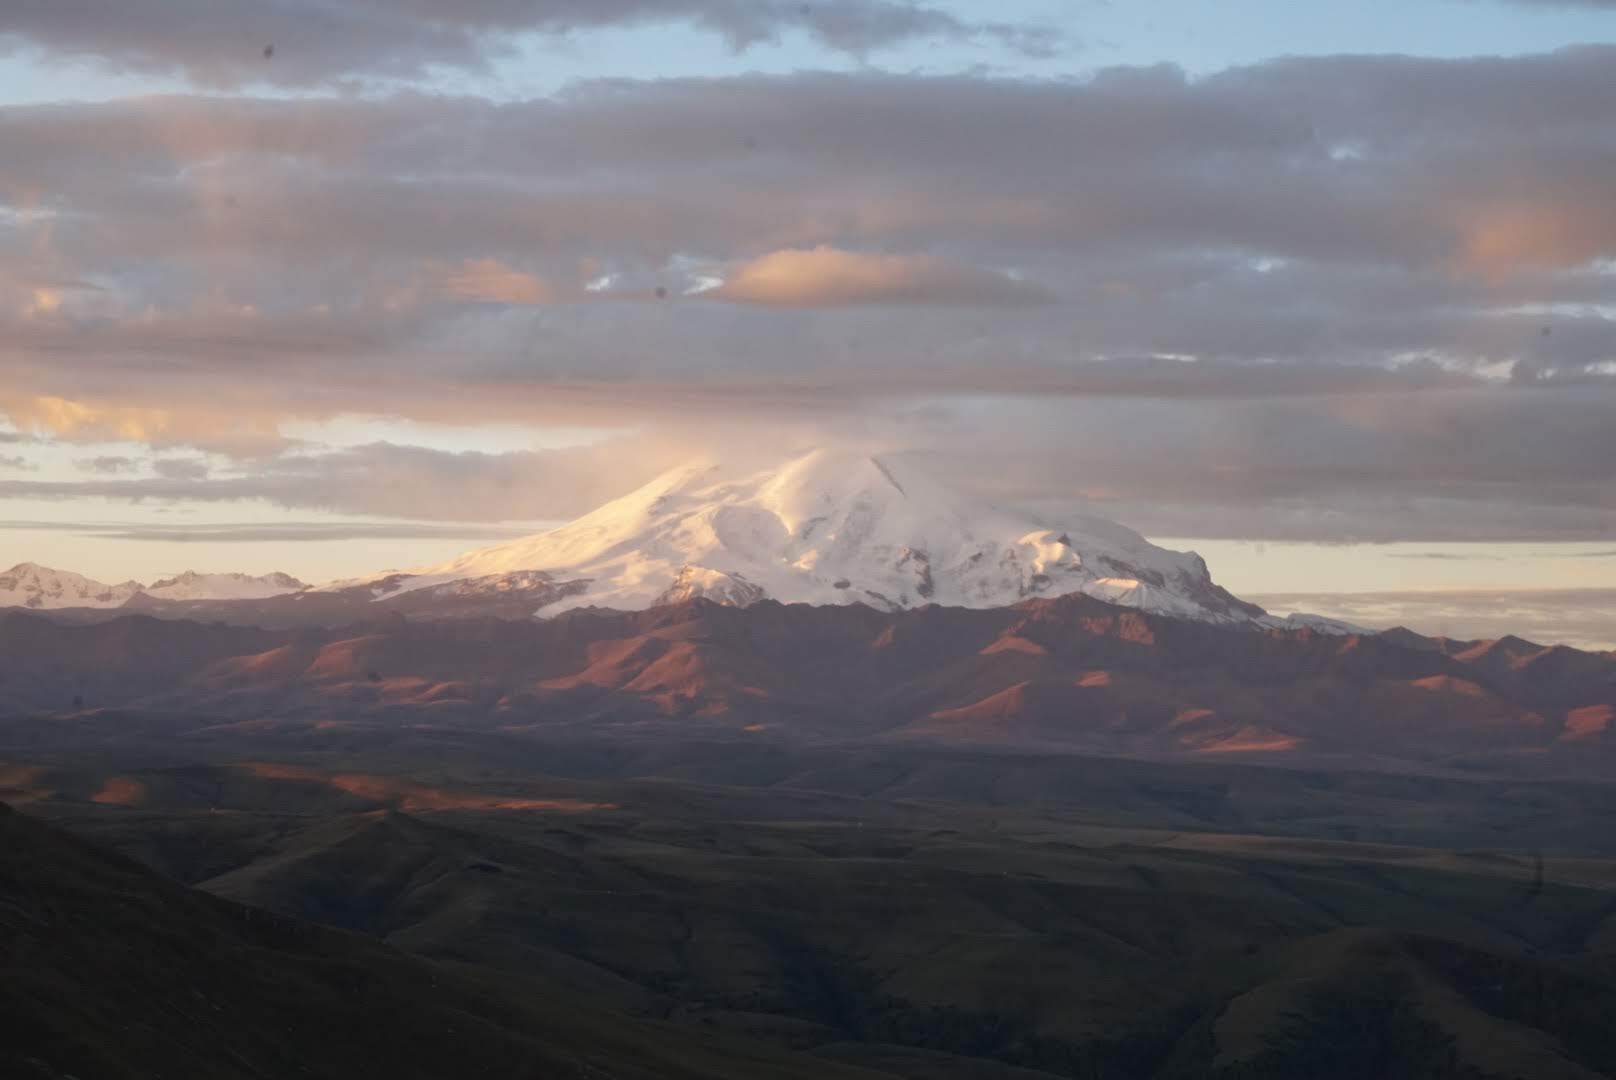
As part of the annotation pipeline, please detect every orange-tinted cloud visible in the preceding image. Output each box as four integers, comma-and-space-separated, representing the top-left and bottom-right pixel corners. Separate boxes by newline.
6, 395, 178, 443
0, 393, 285, 453
439, 259, 556, 306
24, 288, 62, 317
1458, 205, 1616, 275
711, 246, 1052, 308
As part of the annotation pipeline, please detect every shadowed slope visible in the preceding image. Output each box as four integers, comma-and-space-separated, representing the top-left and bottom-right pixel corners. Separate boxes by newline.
0, 801, 898, 1080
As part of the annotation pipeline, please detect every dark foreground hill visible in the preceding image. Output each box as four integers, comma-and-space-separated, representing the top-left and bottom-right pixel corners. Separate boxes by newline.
0, 800, 895, 1080
11, 770, 1616, 1079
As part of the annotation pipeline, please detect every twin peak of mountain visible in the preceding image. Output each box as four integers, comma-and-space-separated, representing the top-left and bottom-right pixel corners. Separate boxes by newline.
0, 450, 1357, 634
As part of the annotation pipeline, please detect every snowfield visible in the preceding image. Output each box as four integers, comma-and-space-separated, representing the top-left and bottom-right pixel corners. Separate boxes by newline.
141, 571, 307, 602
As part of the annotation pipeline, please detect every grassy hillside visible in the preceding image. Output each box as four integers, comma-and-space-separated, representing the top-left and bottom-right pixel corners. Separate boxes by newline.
0, 801, 897, 1080
14, 755, 1616, 1078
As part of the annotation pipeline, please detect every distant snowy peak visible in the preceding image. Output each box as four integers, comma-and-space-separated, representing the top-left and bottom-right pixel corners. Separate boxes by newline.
0, 564, 307, 609
0, 562, 143, 610
1276, 611, 1377, 636
375, 448, 1344, 632
142, 571, 307, 602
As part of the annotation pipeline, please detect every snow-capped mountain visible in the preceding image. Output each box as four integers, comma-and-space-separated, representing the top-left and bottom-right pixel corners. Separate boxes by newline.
357, 449, 1341, 631
0, 452, 1361, 633
0, 563, 144, 610
0, 564, 306, 609
142, 571, 306, 602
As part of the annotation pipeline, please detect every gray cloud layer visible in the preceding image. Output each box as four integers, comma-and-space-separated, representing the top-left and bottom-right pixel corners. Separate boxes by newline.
0, 0, 1057, 87
2, 46, 1615, 540
75, 456, 141, 475
0, 518, 536, 544
0, 440, 672, 523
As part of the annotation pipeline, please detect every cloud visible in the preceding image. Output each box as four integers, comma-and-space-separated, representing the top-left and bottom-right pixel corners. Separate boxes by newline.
1388, 552, 1509, 561
76, 455, 141, 475
0, 377, 1612, 546
2, 394, 288, 455
3, 49, 1616, 540
152, 458, 210, 481
2, 385, 1613, 548
0, 0, 1060, 88
1388, 549, 1616, 561
0, 519, 537, 544
900, 385, 1616, 543
710, 246, 1053, 308
437, 259, 556, 306
0, 454, 35, 471
0, 438, 686, 523
5, 55, 1614, 381
1246, 588, 1616, 652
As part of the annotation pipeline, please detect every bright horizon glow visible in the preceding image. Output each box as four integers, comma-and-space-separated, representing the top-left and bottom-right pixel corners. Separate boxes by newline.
1169, 540, 1616, 596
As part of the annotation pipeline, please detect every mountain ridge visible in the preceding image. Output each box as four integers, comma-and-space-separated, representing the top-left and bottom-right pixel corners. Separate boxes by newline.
3, 594, 1610, 774
0, 562, 307, 610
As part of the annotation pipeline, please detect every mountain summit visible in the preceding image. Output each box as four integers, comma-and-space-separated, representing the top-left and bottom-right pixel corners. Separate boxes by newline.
0, 562, 144, 610
368, 449, 1309, 628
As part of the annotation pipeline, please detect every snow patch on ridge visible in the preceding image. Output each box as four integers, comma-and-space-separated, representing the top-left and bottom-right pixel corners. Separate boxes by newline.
143, 571, 306, 602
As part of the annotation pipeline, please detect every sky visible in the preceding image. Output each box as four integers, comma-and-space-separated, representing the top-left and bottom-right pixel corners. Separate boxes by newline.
1, 0, 1614, 647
